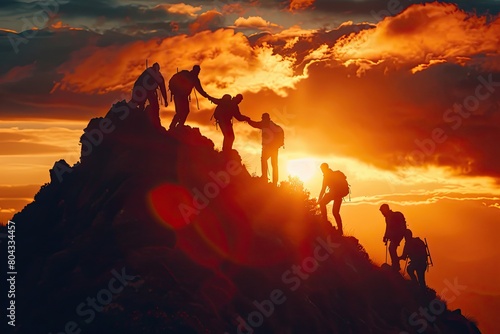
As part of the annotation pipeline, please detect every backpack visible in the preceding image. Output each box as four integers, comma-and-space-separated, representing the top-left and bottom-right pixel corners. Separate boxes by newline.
328, 170, 349, 198
212, 95, 234, 123
409, 237, 428, 262
388, 211, 407, 239
168, 70, 191, 96
270, 122, 284, 148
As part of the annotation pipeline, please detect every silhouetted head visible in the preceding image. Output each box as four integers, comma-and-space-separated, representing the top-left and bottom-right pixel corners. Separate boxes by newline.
262, 113, 270, 121
222, 94, 232, 102
379, 203, 390, 216
233, 94, 243, 104
152, 62, 160, 71
404, 229, 413, 239
320, 163, 329, 173
192, 65, 201, 75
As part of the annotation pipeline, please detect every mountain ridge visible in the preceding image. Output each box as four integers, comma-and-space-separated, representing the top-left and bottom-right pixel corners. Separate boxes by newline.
3, 101, 482, 334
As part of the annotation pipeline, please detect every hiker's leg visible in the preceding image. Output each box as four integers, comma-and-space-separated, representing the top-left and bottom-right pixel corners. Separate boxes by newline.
389, 239, 401, 270
332, 197, 343, 234
417, 264, 427, 287
147, 91, 160, 127
177, 96, 190, 126
169, 114, 179, 130
407, 263, 417, 282
220, 122, 234, 151
131, 85, 146, 110
319, 192, 333, 222
226, 125, 235, 151
169, 95, 182, 129
148, 90, 159, 112
261, 148, 270, 181
270, 149, 278, 185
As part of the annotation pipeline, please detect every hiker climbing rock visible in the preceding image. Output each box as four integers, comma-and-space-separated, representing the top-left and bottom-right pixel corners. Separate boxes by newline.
400, 229, 428, 287
379, 203, 407, 271
210, 93, 249, 152
130, 62, 168, 126
318, 163, 349, 235
247, 113, 284, 185
168, 65, 212, 130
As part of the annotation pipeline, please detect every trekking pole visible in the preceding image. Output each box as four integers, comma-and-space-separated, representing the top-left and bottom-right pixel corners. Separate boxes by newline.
424, 238, 433, 272
403, 257, 408, 273
385, 242, 388, 264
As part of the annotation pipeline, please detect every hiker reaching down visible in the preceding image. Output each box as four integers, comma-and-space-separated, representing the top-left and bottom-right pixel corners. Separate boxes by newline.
168, 65, 212, 130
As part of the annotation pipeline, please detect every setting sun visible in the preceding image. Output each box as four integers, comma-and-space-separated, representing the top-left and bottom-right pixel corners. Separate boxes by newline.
286, 158, 317, 182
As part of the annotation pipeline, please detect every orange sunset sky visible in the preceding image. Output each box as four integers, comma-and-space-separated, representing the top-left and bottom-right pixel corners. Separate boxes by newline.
1, 0, 500, 332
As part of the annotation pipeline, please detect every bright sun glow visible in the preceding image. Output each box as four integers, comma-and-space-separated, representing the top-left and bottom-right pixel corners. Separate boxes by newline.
286, 158, 317, 182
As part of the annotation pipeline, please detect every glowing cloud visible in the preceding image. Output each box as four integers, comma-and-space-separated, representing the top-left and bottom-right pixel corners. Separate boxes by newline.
234, 16, 279, 29
155, 3, 202, 17
333, 2, 500, 71
288, 0, 315, 12
189, 10, 223, 34
54, 29, 321, 98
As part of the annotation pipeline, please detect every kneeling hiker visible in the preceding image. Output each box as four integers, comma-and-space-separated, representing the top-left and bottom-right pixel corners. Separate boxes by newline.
210, 94, 249, 152
318, 163, 349, 235
400, 229, 428, 287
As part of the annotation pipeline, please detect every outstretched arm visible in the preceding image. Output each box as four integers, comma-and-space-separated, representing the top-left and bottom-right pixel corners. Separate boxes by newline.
194, 78, 209, 98
209, 96, 223, 105
247, 120, 262, 128
233, 106, 250, 122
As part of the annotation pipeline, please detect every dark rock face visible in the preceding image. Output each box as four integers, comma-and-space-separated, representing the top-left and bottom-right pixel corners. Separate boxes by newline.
4, 102, 481, 334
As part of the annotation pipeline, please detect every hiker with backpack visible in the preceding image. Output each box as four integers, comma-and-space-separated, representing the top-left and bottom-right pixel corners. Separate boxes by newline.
247, 113, 284, 185
131, 62, 168, 126
318, 163, 349, 235
399, 229, 428, 287
379, 203, 407, 271
168, 65, 212, 130
209, 93, 250, 152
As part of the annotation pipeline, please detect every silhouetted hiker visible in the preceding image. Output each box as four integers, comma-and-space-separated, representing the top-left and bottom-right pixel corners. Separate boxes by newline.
399, 229, 427, 287
247, 113, 284, 185
168, 65, 211, 130
379, 203, 407, 271
318, 163, 349, 235
131, 62, 168, 125
210, 93, 250, 151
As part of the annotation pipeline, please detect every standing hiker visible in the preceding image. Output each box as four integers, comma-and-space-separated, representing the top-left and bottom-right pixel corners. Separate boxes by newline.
168, 65, 212, 130
210, 94, 250, 152
131, 62, 168, 126
379, 203, 407, 271
247, 113, 284, 185
318, 163, 349, 235
400, 229, 428, 287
